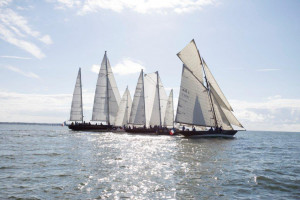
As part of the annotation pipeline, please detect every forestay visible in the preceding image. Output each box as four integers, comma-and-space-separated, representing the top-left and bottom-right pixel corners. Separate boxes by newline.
175, 65, 215, 127
92, 52, 121, 124
114, 87, 132, 126
129, 70, 146, 126
70, 68, 83, 122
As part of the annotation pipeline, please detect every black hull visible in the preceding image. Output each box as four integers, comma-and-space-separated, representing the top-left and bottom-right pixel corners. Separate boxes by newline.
179, 130, 237, 138
68, 124, 114, 132
125, 128, 177, 135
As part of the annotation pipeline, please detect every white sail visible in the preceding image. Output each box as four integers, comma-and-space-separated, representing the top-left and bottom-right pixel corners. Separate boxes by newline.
144, 72, 157, 127
114, 87, 132, 126
177, 39, 204, 84
144, 72, 168, 127
70, 68, 83, 122
163, 89, 174, 127
175, 65, 215, 127
129, 70, 146, 126
210, 81, 243, 128
203, 59, 233, 111
92, 52, 121, 124
211, 92, 232, 130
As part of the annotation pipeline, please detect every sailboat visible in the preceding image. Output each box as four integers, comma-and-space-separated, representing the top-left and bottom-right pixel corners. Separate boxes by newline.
68, 51, 121, 131
125, 70, 171, 134
175, 39, 244, 138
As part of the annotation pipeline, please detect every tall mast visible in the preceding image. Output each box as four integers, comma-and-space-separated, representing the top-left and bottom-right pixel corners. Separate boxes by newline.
79, 68, 83, 123
171, 89, 174, 128
156, 71, 162, 127
126, 86, 129, 124
201, 57, 218, 127
141, 69, 146, 127
105, 51, 110, 125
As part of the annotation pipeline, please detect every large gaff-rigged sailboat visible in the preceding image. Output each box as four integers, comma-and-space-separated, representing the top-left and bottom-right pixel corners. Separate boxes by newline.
176, 39, 244, 138
68, 51, 121, 131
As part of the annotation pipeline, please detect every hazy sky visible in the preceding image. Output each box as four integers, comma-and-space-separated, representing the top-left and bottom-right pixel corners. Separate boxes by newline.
0, 0, 299, 131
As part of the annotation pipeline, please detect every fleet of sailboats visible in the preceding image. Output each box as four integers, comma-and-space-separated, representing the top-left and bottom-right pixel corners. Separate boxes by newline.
68, 39, 244, 137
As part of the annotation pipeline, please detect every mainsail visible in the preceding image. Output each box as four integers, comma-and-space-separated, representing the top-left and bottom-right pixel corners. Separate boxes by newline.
175, 64, 215, 127
144, 71, 168, 127
70, 68, 83, 122
176, 39, 243, 130
129, 70, 146, 126
92, 51, 121, 124
114, 87, 132, 126
163, 89, 174, 127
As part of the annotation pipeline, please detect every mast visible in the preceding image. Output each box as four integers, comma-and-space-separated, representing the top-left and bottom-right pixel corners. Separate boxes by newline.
156, 71, 162, 127
142, 69, 146, 127
171, 89, 174, 128
126, 86, 129, 124
201, 56, 218, 127
79, 68, 83, 123
105, 51, 110, 125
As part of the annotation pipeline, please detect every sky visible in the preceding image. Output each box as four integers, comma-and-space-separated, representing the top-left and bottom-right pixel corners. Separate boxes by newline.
0, 0, 299, 132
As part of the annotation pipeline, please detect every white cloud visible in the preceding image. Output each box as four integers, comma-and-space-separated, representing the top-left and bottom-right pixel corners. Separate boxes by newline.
112, 58, 145, 75
91, 64, 100, 74
1, 55, 32, 59
51, 0, 217, 15
257, 68, 280, 72
0, 3, 52, 59
0, 90, 94, 123
39, 34, 53, 45
4, 65, 40, 79
230, 96, 300, 132
90, 58, 145, 75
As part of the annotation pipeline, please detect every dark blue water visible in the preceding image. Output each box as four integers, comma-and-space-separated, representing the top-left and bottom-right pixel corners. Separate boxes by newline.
0, 124, 299, 199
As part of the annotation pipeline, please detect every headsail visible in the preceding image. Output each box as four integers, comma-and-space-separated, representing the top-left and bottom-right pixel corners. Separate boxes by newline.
163, 89, 174, 127
114, 87, 132, 126
129, 70, 146, 126
92, 52, 121, 124
70, 68, 83, 122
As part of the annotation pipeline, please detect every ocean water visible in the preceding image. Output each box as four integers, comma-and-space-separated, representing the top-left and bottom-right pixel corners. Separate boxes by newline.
0, 124, 299, 200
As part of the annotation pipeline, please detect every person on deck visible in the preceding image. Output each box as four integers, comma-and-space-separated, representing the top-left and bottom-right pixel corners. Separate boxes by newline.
182, 125, 185, 131
193, 126, 196, 131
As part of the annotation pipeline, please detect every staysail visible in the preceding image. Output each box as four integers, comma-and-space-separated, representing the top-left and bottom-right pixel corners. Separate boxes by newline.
114, 87, 132, 126
70, 68, 83, 122
163, 89, 174, 127
129, 70, 146, 126
92, 51, 121, 124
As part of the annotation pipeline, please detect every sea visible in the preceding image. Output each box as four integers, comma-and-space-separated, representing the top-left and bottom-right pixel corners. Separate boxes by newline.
0, 124, 299, 200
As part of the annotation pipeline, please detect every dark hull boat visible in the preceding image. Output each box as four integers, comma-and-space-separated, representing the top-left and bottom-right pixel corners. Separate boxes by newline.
68, 124, 113, 131
179, 130, 237, 138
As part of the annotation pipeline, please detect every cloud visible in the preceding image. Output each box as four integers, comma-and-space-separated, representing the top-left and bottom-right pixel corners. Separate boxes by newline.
112, 58, 145, 75
256, 68, 280, 72
0, 2, 52, 59
0, 90, 94, 123
4, 65, 40, 79
51, 0, 217, 15
1, 55, 32, 59
91, 58, 145, 75
230, 96, 300, 132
